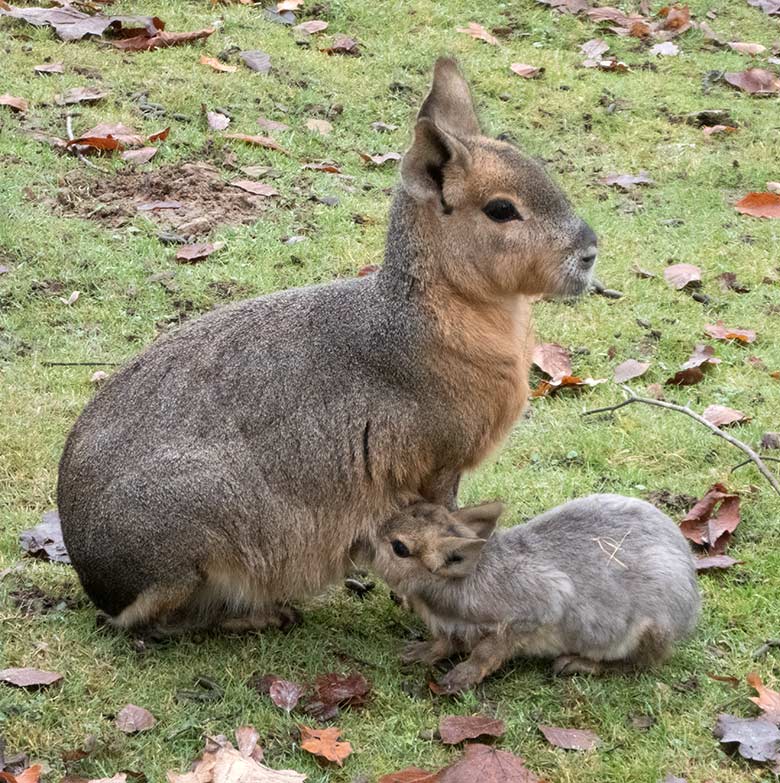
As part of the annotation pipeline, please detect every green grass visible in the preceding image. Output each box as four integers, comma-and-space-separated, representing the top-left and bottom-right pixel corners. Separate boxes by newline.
2, 0, 780, 780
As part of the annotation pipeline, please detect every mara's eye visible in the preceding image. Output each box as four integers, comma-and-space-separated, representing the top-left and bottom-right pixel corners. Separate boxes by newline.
391, 540, 411, 558
445, 553, 464, 565
483, 199, 521, 223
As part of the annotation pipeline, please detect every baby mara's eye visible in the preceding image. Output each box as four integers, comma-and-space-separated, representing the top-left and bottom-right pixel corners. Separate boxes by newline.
482, 199, 522, 223
391, 540, 411, 558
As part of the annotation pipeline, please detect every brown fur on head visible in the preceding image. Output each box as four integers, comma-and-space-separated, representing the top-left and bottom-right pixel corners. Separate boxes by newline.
401, 58, 597, 300
373, 501, 505, 593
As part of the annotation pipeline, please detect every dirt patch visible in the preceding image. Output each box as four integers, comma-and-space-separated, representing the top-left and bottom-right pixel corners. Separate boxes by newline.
10, 583, 83, 616
51, 162, 273, 237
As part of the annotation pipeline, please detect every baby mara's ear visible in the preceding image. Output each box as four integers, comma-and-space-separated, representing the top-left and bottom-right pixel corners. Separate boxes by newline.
437, 536, 487, 578
452, 502, 504, 539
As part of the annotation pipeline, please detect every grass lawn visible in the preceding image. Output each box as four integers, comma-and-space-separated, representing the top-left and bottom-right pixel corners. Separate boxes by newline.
2, 0, 780, 780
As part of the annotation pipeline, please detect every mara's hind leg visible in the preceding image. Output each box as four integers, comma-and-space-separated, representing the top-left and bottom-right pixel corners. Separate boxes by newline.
219, 605, 302, 634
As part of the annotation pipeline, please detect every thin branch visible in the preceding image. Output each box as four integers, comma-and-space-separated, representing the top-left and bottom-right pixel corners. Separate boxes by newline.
42, 361, 120, 367
583, 386, 780, 497
732, 456, 780, 473
65, 112, 109, 174
752, 639, 780, 660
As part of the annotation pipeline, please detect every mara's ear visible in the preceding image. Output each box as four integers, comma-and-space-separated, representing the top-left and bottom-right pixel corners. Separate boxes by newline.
436, 537, 486, 578
400, 117, 471, 203
418, 57, 481, 139
453, 502, 504, 539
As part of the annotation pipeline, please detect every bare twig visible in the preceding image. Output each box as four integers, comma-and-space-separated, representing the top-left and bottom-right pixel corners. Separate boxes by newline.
65, 112, 109, 174
732, 456, 780, 473
590, 278, 624, 300
42, 361, 120, 367
752, 639, 780, 660
583, 386, 780, 497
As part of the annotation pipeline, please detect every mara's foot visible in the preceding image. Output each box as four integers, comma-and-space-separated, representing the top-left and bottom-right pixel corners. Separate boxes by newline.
401, 639, 453, 666
220, 605, 302, 634
435, 661, 484, 694
552, 654, 604, 676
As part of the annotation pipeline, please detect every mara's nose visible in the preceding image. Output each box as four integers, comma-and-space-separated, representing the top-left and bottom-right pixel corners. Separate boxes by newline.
577, 223, 598, 270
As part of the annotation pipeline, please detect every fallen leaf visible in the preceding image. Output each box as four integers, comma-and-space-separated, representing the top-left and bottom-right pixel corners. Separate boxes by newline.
67, 122, 146, 152
378, 769, 440, 783
257, 117, 290, 132
632, 264, 656, 278
581, 38, 610, 59
240, 50, 271, 73
598, 172, 654, 190
538, 0, 592, 13
663, 263, 701, 289
148, 127, 170, 143
313, 671, 371, 710
456, 21, 499, 45
714, 713, 780, 763
115, 704, 156, 734
61, 290, 80, 306
583, 57, 630, 71
200, 55, 237, 73
175, 242, 225, 263
614, 359, 650, 383
277, 0, 302, 10
371, 121, 398, 132
122, 146, 158, 164
357, 264, 380, 276
510, 63, 543, 78
679, 483, 740, 554
532, 342, 572, 378
704, 321, 757, 343
207, 111, 230, 131
735, 192, 780, 219
112, 28, 214, 52
707, 673, 741, 686
438, 743, 542, 783
230, 180, 279, 197
702, 404, 750, 427
767, 182, 780, 194
761, 432, 780, 449
695, 554, 741, 570
650, 41, 679, 55
703, 124, 738, 135
724, 69, 780, 95
91, 370, 110, 384
359, 152, 401, 166
729, 41, 767, 55
320, 34, 360, 55
19, 510, 70, 563
293, 19, 328, 34
666, 367, 705, 386
439, 715, 505, 745
715, 272, 749, 292
533, 375, 606, 397
299, 726, 352, 766
55, 87, 107, 105
0, 668, 63, 688
1, 766, 43, 783
681, 343, 720, 371
224, 134, 289, 154
34, 62, 64, 74
235, 725, 264, 762
747, 673, 780, 724
269, 679, 304, 713
306, 118, 332, 135
748, 0, 780, 13
539, 725, 601, 750
0, 94, 28, 113
302, 161, 341, 173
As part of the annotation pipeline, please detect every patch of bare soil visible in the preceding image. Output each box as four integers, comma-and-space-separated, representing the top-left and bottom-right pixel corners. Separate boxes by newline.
51, 162, 272, 237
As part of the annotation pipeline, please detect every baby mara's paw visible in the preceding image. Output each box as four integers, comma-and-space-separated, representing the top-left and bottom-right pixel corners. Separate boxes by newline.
402, 640, 448, 665
552, 654, 603, 676
436, 661, 483, 694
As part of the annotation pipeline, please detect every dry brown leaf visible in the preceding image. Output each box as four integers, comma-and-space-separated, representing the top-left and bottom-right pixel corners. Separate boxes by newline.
438, 743, 542, 783
0, 667, 63, 687
175, 242, 225, 263
724, 68, 780, 95
666, 367, 705, 386
200, 55, 237, 73
703, 124, 738, 135
67, 122, 145, 152
230, 180, 279, 197
663, 263, 701, 289
704, 321, 757, 343
268, 680, 304, 713
293, 19, 327, 34
299, 726, 352, 766
115, 704, 156, 733
581, 38, 610, 58
439, 715, 505, 745
55, 87, 107, 105
714, 713, 780, 763
378, 769, 440, 783
122, 146, 158, 164
302, 161, 341, 173
695, 554, 740, 571
359, 152, 401, 166
19, 510, 70, 563
539, 724, 601, 750
456, 21, 498, 45
257, 117, 290, 132
532, 342, 572, 378
1, 765, 43, 783
735, 192, 780, 218
747, 672, 780, 724
207, 111, 230, 131
224, 134, 289, 155
614, 359, 650, 383
34, 62, 64, 74
681, 343, 720, 371
728, 41, 767, 55
679, 483, 740, 555
320, 33, 360, 55
305, 118, 332, 135
598, 172, 654, 190
532, 375, 606, 397
0, 94, 28, 113
702, 405, 750, 427
510, 63, 543, 78
112, 28, 214, 52
240, 51, 271, 73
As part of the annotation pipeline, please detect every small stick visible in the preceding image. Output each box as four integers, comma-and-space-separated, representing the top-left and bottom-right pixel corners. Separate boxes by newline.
590, 278, 624, 300
732, 456, 780, 473
42, 361, 120, 367
752, 639, 780, 660
65, 112, 109, 174
583, 386, 780, 497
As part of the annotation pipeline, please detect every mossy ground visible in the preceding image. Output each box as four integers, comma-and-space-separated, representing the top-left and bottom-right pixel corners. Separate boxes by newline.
1, 0, 779, 780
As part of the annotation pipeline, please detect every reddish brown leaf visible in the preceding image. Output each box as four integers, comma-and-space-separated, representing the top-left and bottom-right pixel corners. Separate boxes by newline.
598, 172, 654, 190
439, 715, 506, 745
729, 41, 767, 55
0, 766, 42, 783
299, 726, 352, 766
581, 39, 610, 59
230, 180, 279, 197
714, 713, 780, 762
55, 87, 107, 105
703, 124, 738, 136
302, 161, 341, 173
716, 272, 749, 292
702, 404, 750, 427
704, 321, 756, 343
239, 50, 272, 73
663, 263, 701, 290
121, 147, 158, 164
313, 671, 371, 709
695, 555, 740, 571
147, 127, 169, 142
269, 679, 304, 713
175, 242, 225, 263
235, 725, 264, 761
0, 668, 63, 688
359, 152, 401, 166
438, 743, 542, 783
20, 510, 70, 563
614, 359, 650, 383
510, 63, 543, 78
67, 122, 145, 152
321, 34, 360, 55
293, 19, 328, 34
200, 55, 237, 73
679, 483, 740, 554
735, 192, 780, 219
257, 117, 290, 133
532, 342, 572, 378
0, 94, 28, 113
533, 375, 606, 397
112, 28, 214, 52
539, 725, 601, 750
747, 672, 780, 724
114, 704, 156, 733
34, 62, 64, 74
207, 111, 230, 131
456, 21, 499, 45
681, 344, 720, 371
224, 134, 289, 155
724, 69, 780, 95
378, 769, 440, 783
707, 673, 741, 686
358, 264, 380, 277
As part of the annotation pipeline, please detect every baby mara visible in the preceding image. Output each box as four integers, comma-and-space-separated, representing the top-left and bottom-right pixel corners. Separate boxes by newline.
362, 494, 700, 693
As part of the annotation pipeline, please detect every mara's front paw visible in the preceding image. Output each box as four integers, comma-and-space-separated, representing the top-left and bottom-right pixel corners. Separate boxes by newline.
436, 662, 483, 694
552, 654, 602, 676
402, 640, 448, 665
